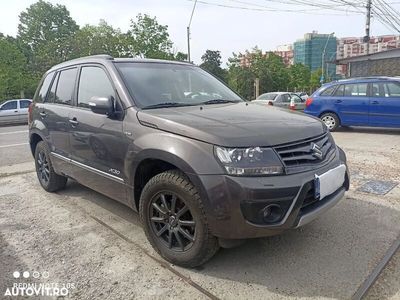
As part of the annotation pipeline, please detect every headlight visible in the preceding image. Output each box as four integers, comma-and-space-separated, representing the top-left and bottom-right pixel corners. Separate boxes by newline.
214, 146, 284, 176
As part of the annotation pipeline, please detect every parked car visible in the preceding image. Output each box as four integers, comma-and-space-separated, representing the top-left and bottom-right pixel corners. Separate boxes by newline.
304, 77, 400, 131
253, 92, 306, 110
297, 92, 309, 101
0, 99, 32, 125
29, 55, 349, 267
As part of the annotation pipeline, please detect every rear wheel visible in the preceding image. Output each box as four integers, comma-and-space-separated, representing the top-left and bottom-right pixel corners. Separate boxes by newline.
139, 170, 219, 267
320, 112, 340, 131
34, 141, 67, 192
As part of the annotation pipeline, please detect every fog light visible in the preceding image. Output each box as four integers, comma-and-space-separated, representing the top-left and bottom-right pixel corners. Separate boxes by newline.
262, 204, 283, 223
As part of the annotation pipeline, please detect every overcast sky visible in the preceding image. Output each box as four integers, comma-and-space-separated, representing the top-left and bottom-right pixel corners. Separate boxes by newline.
1, 0, 399, 65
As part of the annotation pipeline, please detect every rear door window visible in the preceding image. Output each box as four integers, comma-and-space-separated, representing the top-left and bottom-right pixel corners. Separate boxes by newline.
333, 85, 344, 97
53, 68, 77, 105
344, 83, 368, 97
20, 100, 31, 109
383, 82, 400, 97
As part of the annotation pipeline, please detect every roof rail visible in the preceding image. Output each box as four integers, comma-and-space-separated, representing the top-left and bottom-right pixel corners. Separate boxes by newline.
86, 54, 114, 60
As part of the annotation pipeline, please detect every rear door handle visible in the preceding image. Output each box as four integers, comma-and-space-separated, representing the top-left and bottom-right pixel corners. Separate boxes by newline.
69, 118, 79, 126
335, 99, 342, 103
371, 100, 379, 104
39, 111, 47, 117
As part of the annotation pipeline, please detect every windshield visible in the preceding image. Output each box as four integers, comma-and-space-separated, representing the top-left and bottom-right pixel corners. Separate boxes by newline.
115, 62, 243, 108
257, 93, 277, 100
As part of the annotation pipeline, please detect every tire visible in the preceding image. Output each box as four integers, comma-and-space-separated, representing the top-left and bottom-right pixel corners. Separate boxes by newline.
320, 112, 340, 131
139, 170, 219, 268
34, 141, 67, 192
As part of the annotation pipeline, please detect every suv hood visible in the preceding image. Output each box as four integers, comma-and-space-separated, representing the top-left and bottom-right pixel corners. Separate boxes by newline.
137, 102, 326, 147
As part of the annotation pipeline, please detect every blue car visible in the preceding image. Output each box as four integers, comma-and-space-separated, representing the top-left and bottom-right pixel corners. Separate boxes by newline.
304, 77, 400, 131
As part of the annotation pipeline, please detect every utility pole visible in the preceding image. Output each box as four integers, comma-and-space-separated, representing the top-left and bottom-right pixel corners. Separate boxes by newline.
321, 32, 334, 84
365, 0, 372, 55
254, 78, 260, 99
187, 0, 198, 62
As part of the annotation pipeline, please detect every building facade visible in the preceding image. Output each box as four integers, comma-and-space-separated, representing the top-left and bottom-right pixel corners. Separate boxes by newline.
274, 44, 294, 66
336, 35, 400, 76
294, 31, 337, 80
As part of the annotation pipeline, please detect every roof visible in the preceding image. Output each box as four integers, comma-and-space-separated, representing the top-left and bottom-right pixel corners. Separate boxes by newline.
48, 54, 192, 72
336, 48, 400, 64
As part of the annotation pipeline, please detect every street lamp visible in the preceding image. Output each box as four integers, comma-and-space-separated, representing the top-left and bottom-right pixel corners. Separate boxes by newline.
321, 32, 335, 84
187, 0, 198, 62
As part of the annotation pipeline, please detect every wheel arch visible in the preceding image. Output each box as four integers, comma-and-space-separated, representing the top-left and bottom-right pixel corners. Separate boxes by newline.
29, 131, 45, 157
129, 150, 209, 212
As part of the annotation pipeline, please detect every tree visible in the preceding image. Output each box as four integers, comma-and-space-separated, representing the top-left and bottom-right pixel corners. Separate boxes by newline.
200, 50, 227, 81
17, 0, 79, 75
0, 38, 26, 101
310, 68, 323, 92
70, 20, 129, 58
288, 63, 311, 92
227, 48, 290, 99
126, 14, 173, 59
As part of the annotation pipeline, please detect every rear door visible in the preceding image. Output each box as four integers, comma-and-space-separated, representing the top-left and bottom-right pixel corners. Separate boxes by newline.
369, 81, 400, 127
44, 68, 78, 159
0, 100, 19, 123
68, 64, 128, 202
334, 83, 369, 126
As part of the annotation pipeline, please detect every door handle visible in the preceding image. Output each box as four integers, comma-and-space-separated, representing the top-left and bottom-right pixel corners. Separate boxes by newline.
39, 111, 46, 117
371, 100, 379, 104
335, 99, 342, 103
14, 110, 18, 113
69, 118, 79, 126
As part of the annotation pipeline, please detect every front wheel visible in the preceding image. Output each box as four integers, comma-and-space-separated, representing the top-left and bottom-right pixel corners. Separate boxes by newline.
320, 112, 340, 131
139, 170, 219, 268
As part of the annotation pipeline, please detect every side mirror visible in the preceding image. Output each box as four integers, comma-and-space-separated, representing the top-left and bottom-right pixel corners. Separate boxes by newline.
89, 96, 114, 115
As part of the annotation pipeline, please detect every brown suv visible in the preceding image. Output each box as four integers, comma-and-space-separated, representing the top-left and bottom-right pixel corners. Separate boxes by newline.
29, 55, 350, 267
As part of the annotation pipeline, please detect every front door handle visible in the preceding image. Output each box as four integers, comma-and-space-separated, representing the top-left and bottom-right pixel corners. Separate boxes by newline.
371, 100, 379, 104
335, 99, 342, 103
69, 118, 79, 126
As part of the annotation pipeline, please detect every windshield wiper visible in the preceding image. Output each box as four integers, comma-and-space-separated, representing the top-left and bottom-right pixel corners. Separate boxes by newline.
143, 102, 194, 109
200, 99, 240, 105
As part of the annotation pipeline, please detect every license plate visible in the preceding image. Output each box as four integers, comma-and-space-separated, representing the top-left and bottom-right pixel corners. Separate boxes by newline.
315, 165, 346, 200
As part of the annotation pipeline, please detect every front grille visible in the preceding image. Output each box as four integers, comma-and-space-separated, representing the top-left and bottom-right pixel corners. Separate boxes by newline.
274, 133, 334, 169
301, 183, 318, 209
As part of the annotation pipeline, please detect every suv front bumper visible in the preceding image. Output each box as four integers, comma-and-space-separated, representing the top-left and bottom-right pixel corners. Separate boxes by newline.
197, 148, 349, 239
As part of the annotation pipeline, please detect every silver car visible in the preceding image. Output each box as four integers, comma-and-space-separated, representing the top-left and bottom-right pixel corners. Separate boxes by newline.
253, 92, 305, 111
0, 99, 32, 125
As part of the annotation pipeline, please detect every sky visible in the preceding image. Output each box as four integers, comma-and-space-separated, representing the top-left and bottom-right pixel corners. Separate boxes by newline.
0, 0, 399, 65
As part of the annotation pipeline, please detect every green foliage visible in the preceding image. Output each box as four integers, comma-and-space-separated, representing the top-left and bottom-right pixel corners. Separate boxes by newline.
310, 68, 323, 91
69, 20, 129, 58
18, 0, 79, 75
0, 38, 27, 101
200, 50, 227, 81
126, 14, 173, 59
288, 63, 311, 91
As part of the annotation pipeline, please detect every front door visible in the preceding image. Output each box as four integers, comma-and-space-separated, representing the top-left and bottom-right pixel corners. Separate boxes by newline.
0, 100, 19, 123
369, 81, 400, 127
68, 65, 129, 203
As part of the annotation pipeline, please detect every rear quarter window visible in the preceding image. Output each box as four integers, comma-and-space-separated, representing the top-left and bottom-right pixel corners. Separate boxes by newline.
33, 72, 54, 103
319, 85, 336, 96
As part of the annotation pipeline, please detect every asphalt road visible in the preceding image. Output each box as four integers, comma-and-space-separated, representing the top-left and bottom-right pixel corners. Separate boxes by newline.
0, 124, 399, 299
0, 124, 30, 167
